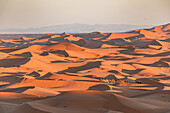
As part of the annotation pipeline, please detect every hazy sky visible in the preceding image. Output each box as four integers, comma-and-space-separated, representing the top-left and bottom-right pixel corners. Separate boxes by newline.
0, 0, 170, 29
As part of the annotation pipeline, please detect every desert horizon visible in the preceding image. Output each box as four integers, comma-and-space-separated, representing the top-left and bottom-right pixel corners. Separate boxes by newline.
0, 23, 169, 113
0, 23, 155, 34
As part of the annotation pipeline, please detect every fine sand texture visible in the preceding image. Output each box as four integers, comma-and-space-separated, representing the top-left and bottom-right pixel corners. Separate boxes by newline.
0, 23, 169, 113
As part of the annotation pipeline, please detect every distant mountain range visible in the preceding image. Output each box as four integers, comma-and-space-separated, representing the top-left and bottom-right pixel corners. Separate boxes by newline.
0, 23, 154, 34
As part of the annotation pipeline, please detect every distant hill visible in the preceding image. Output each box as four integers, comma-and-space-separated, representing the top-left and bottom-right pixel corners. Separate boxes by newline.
0, 23, 153, 34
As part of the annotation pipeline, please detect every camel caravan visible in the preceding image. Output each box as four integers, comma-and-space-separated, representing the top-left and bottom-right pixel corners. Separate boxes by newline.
98, 78, 142, 84
95, 75, 142, 85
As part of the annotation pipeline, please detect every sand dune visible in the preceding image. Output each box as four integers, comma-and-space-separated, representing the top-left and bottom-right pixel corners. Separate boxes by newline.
104, 33, 139, 41
41, 42, 85, 51
73, 39, 103, 48
19, 36, 34, 41
23, 90, 170, 113
0, 24, 169, 113
0, 56, 30, 67
64, 35, 82, 42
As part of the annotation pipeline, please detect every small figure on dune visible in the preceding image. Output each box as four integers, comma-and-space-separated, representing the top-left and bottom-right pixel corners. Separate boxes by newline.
136, 81, 142, 84
99, 78, 103, 82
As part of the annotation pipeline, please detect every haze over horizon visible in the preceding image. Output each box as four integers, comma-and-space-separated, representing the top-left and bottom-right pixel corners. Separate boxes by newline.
0, 0, 170, 30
